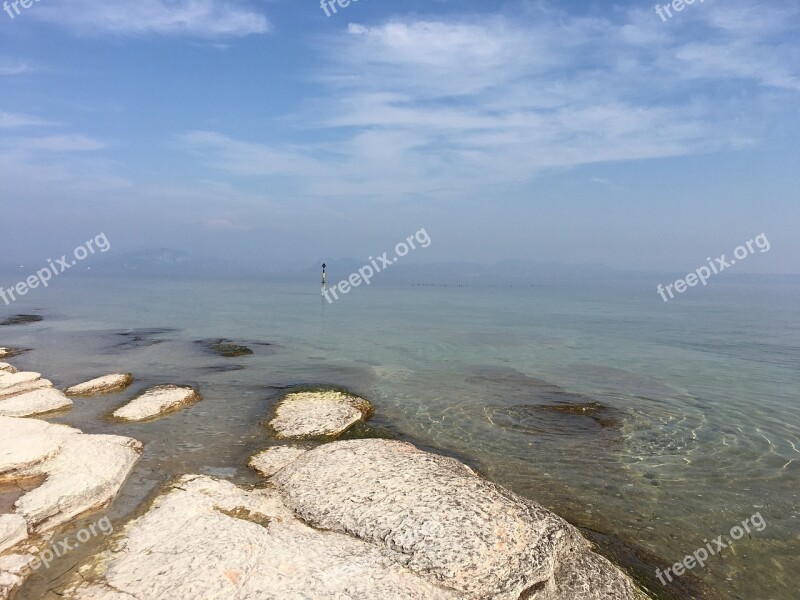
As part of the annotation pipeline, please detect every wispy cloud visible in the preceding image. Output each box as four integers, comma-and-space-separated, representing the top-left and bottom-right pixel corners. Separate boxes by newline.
178, 1, 799, 198
0, 110, 51, 128
33, 0, 270, 38
0, 59, 31, 76
13, 135, 108, 152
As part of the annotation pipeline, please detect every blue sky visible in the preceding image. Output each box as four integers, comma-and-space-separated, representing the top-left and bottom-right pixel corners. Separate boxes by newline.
1, 0, 798, 272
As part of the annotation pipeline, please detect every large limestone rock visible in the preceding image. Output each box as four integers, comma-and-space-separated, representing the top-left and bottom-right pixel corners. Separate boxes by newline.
0, 416, 141, 599
112, 385, 200, 422
0, 387, 72, 417
248, 446, 308, 477
0, 417, 142, 533
273, 440, 650, 600
66, 373, 134, 396
269, 391, 372, 438
63, 475, 458, 600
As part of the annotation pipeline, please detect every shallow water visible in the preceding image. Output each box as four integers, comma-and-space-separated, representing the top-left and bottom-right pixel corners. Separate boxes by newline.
1, 275, 798, 600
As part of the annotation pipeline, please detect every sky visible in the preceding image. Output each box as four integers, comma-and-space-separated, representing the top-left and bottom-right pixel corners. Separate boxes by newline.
1, 0, 798, 273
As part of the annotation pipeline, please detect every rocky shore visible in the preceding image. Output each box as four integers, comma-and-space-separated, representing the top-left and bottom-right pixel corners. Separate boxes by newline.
0, 350, 655, 600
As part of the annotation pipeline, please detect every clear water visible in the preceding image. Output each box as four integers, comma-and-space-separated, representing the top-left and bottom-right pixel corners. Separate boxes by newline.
1, 275, 798, 600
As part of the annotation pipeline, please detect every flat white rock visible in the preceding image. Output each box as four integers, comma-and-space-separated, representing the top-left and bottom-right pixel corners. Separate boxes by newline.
66, 374, 133, 396
0, 387, 72, 417
62, 475, 458, 600
0, 371, 52, 400
0, 416, 142, 599
0, 416, 142, 533
0, 363, 16, 373
273, 439, 651, 600
269, 391, 372, 438
112, 385, 200, 422
248, 446, 308, 477
0, 515, 27, 555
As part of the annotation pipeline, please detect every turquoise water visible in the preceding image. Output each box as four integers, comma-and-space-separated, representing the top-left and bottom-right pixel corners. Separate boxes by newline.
2, 275, 798, 600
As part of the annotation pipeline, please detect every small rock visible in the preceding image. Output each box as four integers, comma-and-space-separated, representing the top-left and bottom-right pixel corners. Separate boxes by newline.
0, 388, 72, 417
0, 363, 17, 373
270, 391, 373, 438
112, 385, 201, 422
65, 373, 134, 396
249, 447, 308, 477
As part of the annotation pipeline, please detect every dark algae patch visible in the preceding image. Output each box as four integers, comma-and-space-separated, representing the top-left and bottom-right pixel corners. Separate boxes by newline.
0, 314, 43, 326
195, 339, 254, 358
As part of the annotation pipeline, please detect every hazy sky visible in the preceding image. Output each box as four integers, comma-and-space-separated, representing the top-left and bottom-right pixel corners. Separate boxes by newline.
1, 0, 798, 272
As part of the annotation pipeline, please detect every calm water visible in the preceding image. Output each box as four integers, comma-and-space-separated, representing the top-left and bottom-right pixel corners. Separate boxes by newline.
2, 274, 798, 600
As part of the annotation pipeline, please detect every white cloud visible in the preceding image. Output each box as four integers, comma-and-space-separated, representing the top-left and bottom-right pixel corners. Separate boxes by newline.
0, 110, 51, 128
14, 135, 108, 152
33, 0, 270, 38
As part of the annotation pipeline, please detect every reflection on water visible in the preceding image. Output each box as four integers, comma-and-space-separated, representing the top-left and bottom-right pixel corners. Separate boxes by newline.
0, 276, 797, 600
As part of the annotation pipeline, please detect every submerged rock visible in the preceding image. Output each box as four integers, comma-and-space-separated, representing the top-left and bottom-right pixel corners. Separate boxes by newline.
112, 384, 201, 422
485, 401, 620, 437
0, 315, 43, 327
249, 446, 308, 477
273, 439, 650, 600
270, 391, 373, 439
0, 388, 72, 417
65, 373, 134, 396
113, 328, 179, 350
195, 339, 254, 358
0, 349, 25, 360
61, 475, 458, 600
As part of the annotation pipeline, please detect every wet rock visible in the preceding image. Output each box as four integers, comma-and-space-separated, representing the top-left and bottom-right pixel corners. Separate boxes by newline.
269, 391, 373, 439
112, 385, 201, 422
0, 388, 72, 417
65, 373, 134, 396
195, 339, 253, 358
0, 349, 25, 360
62, 475, 458, 600
0, 315, 43, 327
249, 447, 308, 477
273, 439, 649, 600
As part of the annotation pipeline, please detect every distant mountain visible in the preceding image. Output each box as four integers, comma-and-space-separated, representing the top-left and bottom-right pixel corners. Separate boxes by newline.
89, 249, 248, 277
